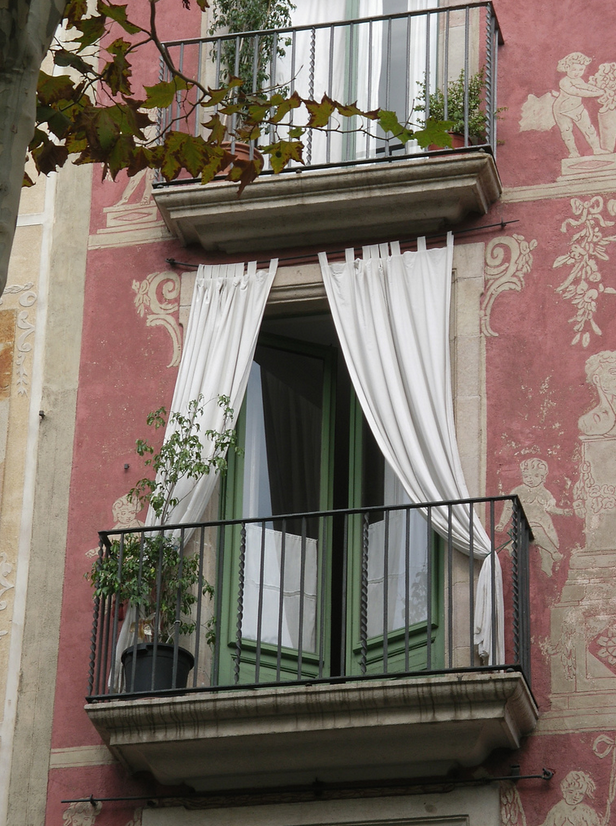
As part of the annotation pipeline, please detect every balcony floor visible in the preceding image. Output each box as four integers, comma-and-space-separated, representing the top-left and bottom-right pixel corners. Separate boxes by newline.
86, 670, 537, 790
153, 152, 501, 254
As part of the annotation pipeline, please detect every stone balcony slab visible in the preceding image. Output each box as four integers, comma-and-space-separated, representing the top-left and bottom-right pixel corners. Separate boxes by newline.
153, 152, 501, 254
86, 671, 537, 791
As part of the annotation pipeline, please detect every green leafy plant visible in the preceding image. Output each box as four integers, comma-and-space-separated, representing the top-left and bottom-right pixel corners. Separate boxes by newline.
91, 532, 212, 643
415, 68, 499, 144
89, 394, 239, 644
209, 0, 296, 93
131, 394, 239, 524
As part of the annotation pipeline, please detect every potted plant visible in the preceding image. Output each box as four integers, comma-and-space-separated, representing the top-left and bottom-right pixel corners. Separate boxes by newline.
208, 0, 296, 93
89, 394, 239, 692
415, 68, 497, 148
208, 0, 295, 168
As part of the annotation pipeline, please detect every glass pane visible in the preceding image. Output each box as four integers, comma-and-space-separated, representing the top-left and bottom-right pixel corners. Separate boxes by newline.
362, 428, 428, 637
240, 344, 325, 654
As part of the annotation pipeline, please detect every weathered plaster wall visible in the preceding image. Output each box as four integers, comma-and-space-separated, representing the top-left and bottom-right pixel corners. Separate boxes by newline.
0, 158, 93, 825
0, 168, 48, 825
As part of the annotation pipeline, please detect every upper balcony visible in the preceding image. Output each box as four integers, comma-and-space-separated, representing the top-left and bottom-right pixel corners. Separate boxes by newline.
85, 495, 537, 791
153, 2, 503, 253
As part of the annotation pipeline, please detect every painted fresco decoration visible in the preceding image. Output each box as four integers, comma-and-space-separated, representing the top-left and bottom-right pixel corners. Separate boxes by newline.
99, 169, 159, 233
93, 127, 163, 244
539, 771, 601, 826
593, 734, 616, 824
520, 53, 616, 180
62, 801, 102, 825
0, 310, 15, 530
0, 552, 14, 642
500, 781, 527, 826
132, 271, 182, 368
574, 352, 616, 530
85, 494, 145, 559
0, 281, 38, 395
542, 609, 577, 683
553, 197, 616, 347
481, 234, 538, 336
546, 351, 616, 734
501, 771, 605, 826
496, 458, 572, 576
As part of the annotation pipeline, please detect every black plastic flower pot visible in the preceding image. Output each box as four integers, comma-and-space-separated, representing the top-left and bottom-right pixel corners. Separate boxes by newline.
121, 643, 194, 692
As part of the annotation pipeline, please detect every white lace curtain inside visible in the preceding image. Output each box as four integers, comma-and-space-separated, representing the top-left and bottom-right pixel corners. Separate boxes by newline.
275, 0, 435, 165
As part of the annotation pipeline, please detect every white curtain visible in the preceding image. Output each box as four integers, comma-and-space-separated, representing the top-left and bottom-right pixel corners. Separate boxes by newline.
319, 235, 504, 663
242, 524, 318, 652
113, 260, 277, 689
276, 0, 383, 165
367, 462, 428, 637
146, 260, 278, 530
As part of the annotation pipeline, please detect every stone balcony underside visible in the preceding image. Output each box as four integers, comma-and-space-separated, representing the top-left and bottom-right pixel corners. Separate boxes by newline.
86, 672, 537, 791
153, 152, 501, 254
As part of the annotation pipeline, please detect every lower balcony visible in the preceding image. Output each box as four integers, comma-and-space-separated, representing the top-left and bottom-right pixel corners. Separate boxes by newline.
85, 496, 537, 790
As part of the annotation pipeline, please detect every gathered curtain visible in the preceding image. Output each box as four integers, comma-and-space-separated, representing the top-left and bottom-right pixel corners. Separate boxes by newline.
319, 235, 504, 663
113, 260, 277, 688
146, 260, 278, 530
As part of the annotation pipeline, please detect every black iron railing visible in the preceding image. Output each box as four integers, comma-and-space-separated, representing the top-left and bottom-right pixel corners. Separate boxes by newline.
155, 1, 502, 181
87, 495, 531, 701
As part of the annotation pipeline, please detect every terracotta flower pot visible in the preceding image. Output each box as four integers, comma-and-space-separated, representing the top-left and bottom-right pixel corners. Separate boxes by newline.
217, 141, 264, 177
428, 132, 467, 151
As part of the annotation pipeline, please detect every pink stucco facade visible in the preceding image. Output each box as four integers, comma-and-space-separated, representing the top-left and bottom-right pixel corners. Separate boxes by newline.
7, 1, 616, 824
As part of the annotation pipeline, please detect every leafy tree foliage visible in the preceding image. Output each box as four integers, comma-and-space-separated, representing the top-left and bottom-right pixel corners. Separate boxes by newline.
29, 0, 451, 193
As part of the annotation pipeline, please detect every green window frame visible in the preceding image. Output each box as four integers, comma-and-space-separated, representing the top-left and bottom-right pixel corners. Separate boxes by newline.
216, 324, 444, 686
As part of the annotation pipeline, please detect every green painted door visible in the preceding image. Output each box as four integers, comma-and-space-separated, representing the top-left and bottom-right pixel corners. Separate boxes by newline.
345, 397, 444, 677
217, 332, 335, 685
216, 317, 443, 686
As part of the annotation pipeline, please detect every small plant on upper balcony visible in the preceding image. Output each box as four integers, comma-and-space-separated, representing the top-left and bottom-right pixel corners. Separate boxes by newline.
208, 0, 296, 93
415, 68, 503, 147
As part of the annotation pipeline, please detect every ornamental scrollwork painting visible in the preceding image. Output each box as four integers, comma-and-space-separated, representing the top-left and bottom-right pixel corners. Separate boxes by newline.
0, 552, 15, 642
132, 271, 181, 368
0, 282, 38, 395
62, 801, 102, 826
553, 196, 616, 347
481, 234, 538, 336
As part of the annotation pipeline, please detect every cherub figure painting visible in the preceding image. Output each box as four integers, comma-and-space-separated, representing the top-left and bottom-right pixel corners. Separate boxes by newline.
519, 52, 615, 159
539, 771, 601, 826
553, 53, 608, 158
497, 458, 572, 576
85, 493, 144, 558
579, 351, 616, 437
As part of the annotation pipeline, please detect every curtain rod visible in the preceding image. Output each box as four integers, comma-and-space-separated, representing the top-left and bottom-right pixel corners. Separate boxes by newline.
165, 219, 519, 271
61, 766, 552, 806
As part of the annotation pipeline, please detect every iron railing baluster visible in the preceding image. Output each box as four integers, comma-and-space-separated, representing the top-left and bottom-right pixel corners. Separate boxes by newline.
447, 505, 453, 670
426, 507, 433, 671
276, 519, 286, 682
297, 516, 307, 679
234, 523, 246, 685
383, 509, 389, 673
255, 521, 266, 684
360, 512, 369, 675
